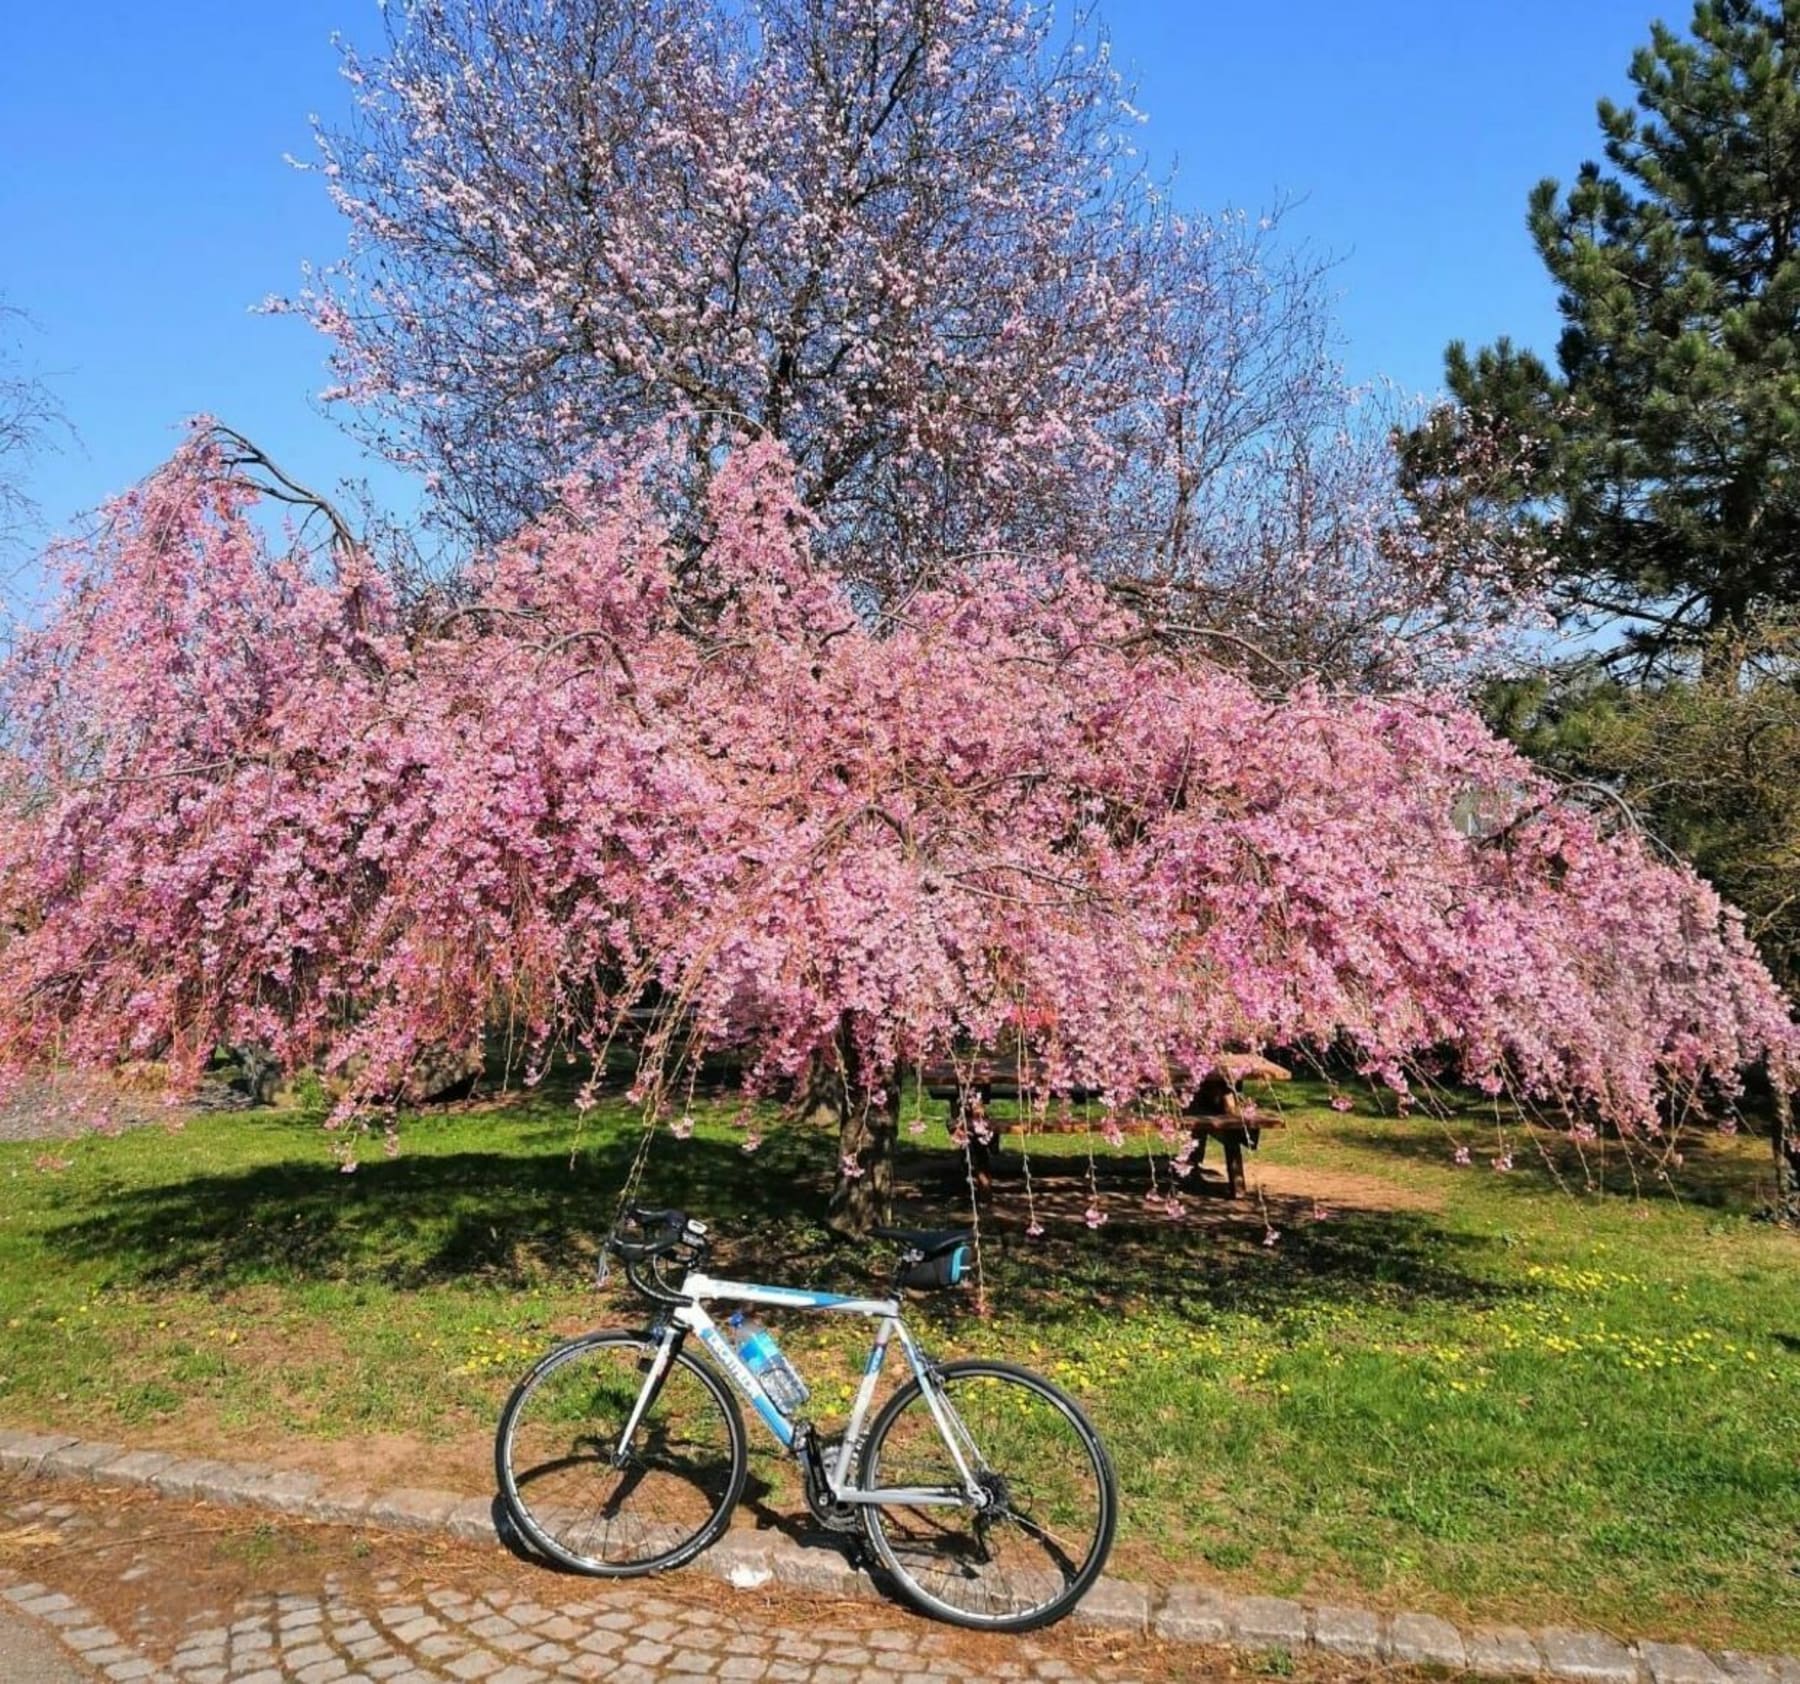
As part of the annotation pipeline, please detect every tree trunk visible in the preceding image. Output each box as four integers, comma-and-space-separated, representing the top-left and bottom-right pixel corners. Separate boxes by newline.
1770, 1085, 1800, 1228
1698, 591, 1749, 683
794, 1049, 842, 1132
810, 1014, 900, 1237
828, 1089, 897, 1236
825, 1021, 896, 1235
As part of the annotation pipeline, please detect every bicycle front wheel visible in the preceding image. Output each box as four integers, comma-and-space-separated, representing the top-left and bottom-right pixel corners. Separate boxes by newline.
857, 1357, 1117, 1630
495, 1330, 746, 1576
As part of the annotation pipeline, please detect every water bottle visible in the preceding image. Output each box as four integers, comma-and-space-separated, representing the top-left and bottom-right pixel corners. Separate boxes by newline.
728, 1312, 810, 1414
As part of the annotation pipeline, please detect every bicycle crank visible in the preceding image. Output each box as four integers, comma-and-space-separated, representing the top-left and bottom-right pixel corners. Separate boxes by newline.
797, 1427, 863, 1534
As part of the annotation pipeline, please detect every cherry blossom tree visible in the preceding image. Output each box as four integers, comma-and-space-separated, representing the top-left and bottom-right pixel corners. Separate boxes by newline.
295, 0, 1542, 687
301, 0, 1146, 568
2, 429, 1791, 1230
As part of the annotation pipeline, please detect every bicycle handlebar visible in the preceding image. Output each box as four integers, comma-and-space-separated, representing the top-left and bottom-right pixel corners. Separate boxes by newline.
605, 1206, 710, 1304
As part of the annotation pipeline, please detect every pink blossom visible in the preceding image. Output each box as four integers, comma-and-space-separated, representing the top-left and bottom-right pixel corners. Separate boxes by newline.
0, 428, 1790, 1187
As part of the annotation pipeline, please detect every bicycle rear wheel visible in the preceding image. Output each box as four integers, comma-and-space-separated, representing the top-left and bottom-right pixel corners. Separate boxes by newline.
857, 1357, 1117, 1630
496, 1330, 746, 1576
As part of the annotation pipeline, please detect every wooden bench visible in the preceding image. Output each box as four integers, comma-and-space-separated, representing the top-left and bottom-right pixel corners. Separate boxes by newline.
914, 1052, 1291, 1199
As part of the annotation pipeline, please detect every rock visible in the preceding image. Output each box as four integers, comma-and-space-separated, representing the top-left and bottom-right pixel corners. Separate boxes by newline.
1154, 1585, 1232, 1644
1311, 1604, 1385, 1661
1070, 1577, 1151, 1634
1639, 1643, 1726, 1684
1230, 1594, 1309, 1649
192, 1045, 282, 1110
404, 1044, 485, 1105
1389, 1612, 1468, 1670
1537, 1626, 1640, 1684
1466, 1625, 1547, 1677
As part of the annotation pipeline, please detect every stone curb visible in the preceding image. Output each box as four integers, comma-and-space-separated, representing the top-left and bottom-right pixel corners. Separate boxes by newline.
4, 1428, 1796, 1683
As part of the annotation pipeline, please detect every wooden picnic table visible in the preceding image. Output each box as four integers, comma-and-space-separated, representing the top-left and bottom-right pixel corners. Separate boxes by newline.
915, 1051, 1292, 1199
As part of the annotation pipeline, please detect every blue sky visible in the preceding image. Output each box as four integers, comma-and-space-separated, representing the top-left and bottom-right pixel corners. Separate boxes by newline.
1, 0, 1669, 548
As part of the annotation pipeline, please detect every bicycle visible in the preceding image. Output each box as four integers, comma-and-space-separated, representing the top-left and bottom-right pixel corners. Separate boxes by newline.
494, 1206, 1118, 1631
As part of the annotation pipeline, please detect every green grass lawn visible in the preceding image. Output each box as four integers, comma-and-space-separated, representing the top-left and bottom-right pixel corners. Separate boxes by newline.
0, 1081, 1795, 1651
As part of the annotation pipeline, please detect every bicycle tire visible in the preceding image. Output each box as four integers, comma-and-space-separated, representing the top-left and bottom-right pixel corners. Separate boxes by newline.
495, 1329, 747, 1576
856, 1357, 1117, 1631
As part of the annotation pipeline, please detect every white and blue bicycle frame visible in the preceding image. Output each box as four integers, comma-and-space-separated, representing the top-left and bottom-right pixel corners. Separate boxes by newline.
622, 1272, 987, 1510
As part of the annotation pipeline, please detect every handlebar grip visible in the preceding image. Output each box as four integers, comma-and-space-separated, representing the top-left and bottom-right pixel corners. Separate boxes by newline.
608, 1207, 682, 1259
628, 1205, 685, 1229
613, 1208, 710, 1308
623, 1254, 693, 1307
608, 1208, 708, 1265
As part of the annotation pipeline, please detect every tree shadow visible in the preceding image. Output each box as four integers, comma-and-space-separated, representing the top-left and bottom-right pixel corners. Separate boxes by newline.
43, 1119, 838, 1292
915, 1148, 1515, 1330
43, 1117, 1520, 1327
1331, 1119, 1774, 1213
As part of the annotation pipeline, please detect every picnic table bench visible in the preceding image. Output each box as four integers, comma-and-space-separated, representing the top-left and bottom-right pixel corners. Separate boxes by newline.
914, 1051, 1292, 1198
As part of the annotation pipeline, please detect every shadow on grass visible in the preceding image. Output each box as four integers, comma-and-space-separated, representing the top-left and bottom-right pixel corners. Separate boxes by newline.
42, 1117, 1518, 1331
1333, 1117, 1776, 1213
44, 1119, 829, 1293
954, 1148, 1513, 1328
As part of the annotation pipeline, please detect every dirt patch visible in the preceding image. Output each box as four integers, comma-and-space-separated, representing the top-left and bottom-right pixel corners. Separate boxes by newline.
0, 1073, 176, 1144
254, 1428, 496, 1496
1242, 1161, 1441, 1213
952, 1149, 1441, 1233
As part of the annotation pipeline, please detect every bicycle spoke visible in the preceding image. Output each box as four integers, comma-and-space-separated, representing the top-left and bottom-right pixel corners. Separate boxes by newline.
1001, 1509, 1083, 1576
498, 1333, 744, 1576
860, 1361, 1115, 1630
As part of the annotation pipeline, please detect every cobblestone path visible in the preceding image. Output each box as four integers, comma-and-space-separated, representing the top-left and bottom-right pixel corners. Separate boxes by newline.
0, 1483, 1321, 1684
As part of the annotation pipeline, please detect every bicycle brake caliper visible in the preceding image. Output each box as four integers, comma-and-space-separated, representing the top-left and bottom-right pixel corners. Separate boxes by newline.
639, 1320, 670, 1368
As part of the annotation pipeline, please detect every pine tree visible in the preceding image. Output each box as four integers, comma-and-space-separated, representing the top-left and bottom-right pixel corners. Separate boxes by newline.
1418, 0, 1800, 673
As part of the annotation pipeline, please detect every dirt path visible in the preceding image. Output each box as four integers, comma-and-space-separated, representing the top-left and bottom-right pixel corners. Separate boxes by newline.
0, 1075, 177, 1146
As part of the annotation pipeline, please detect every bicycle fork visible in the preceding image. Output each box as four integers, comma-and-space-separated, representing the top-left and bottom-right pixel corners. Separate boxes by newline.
611, 1321, 682, 1468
